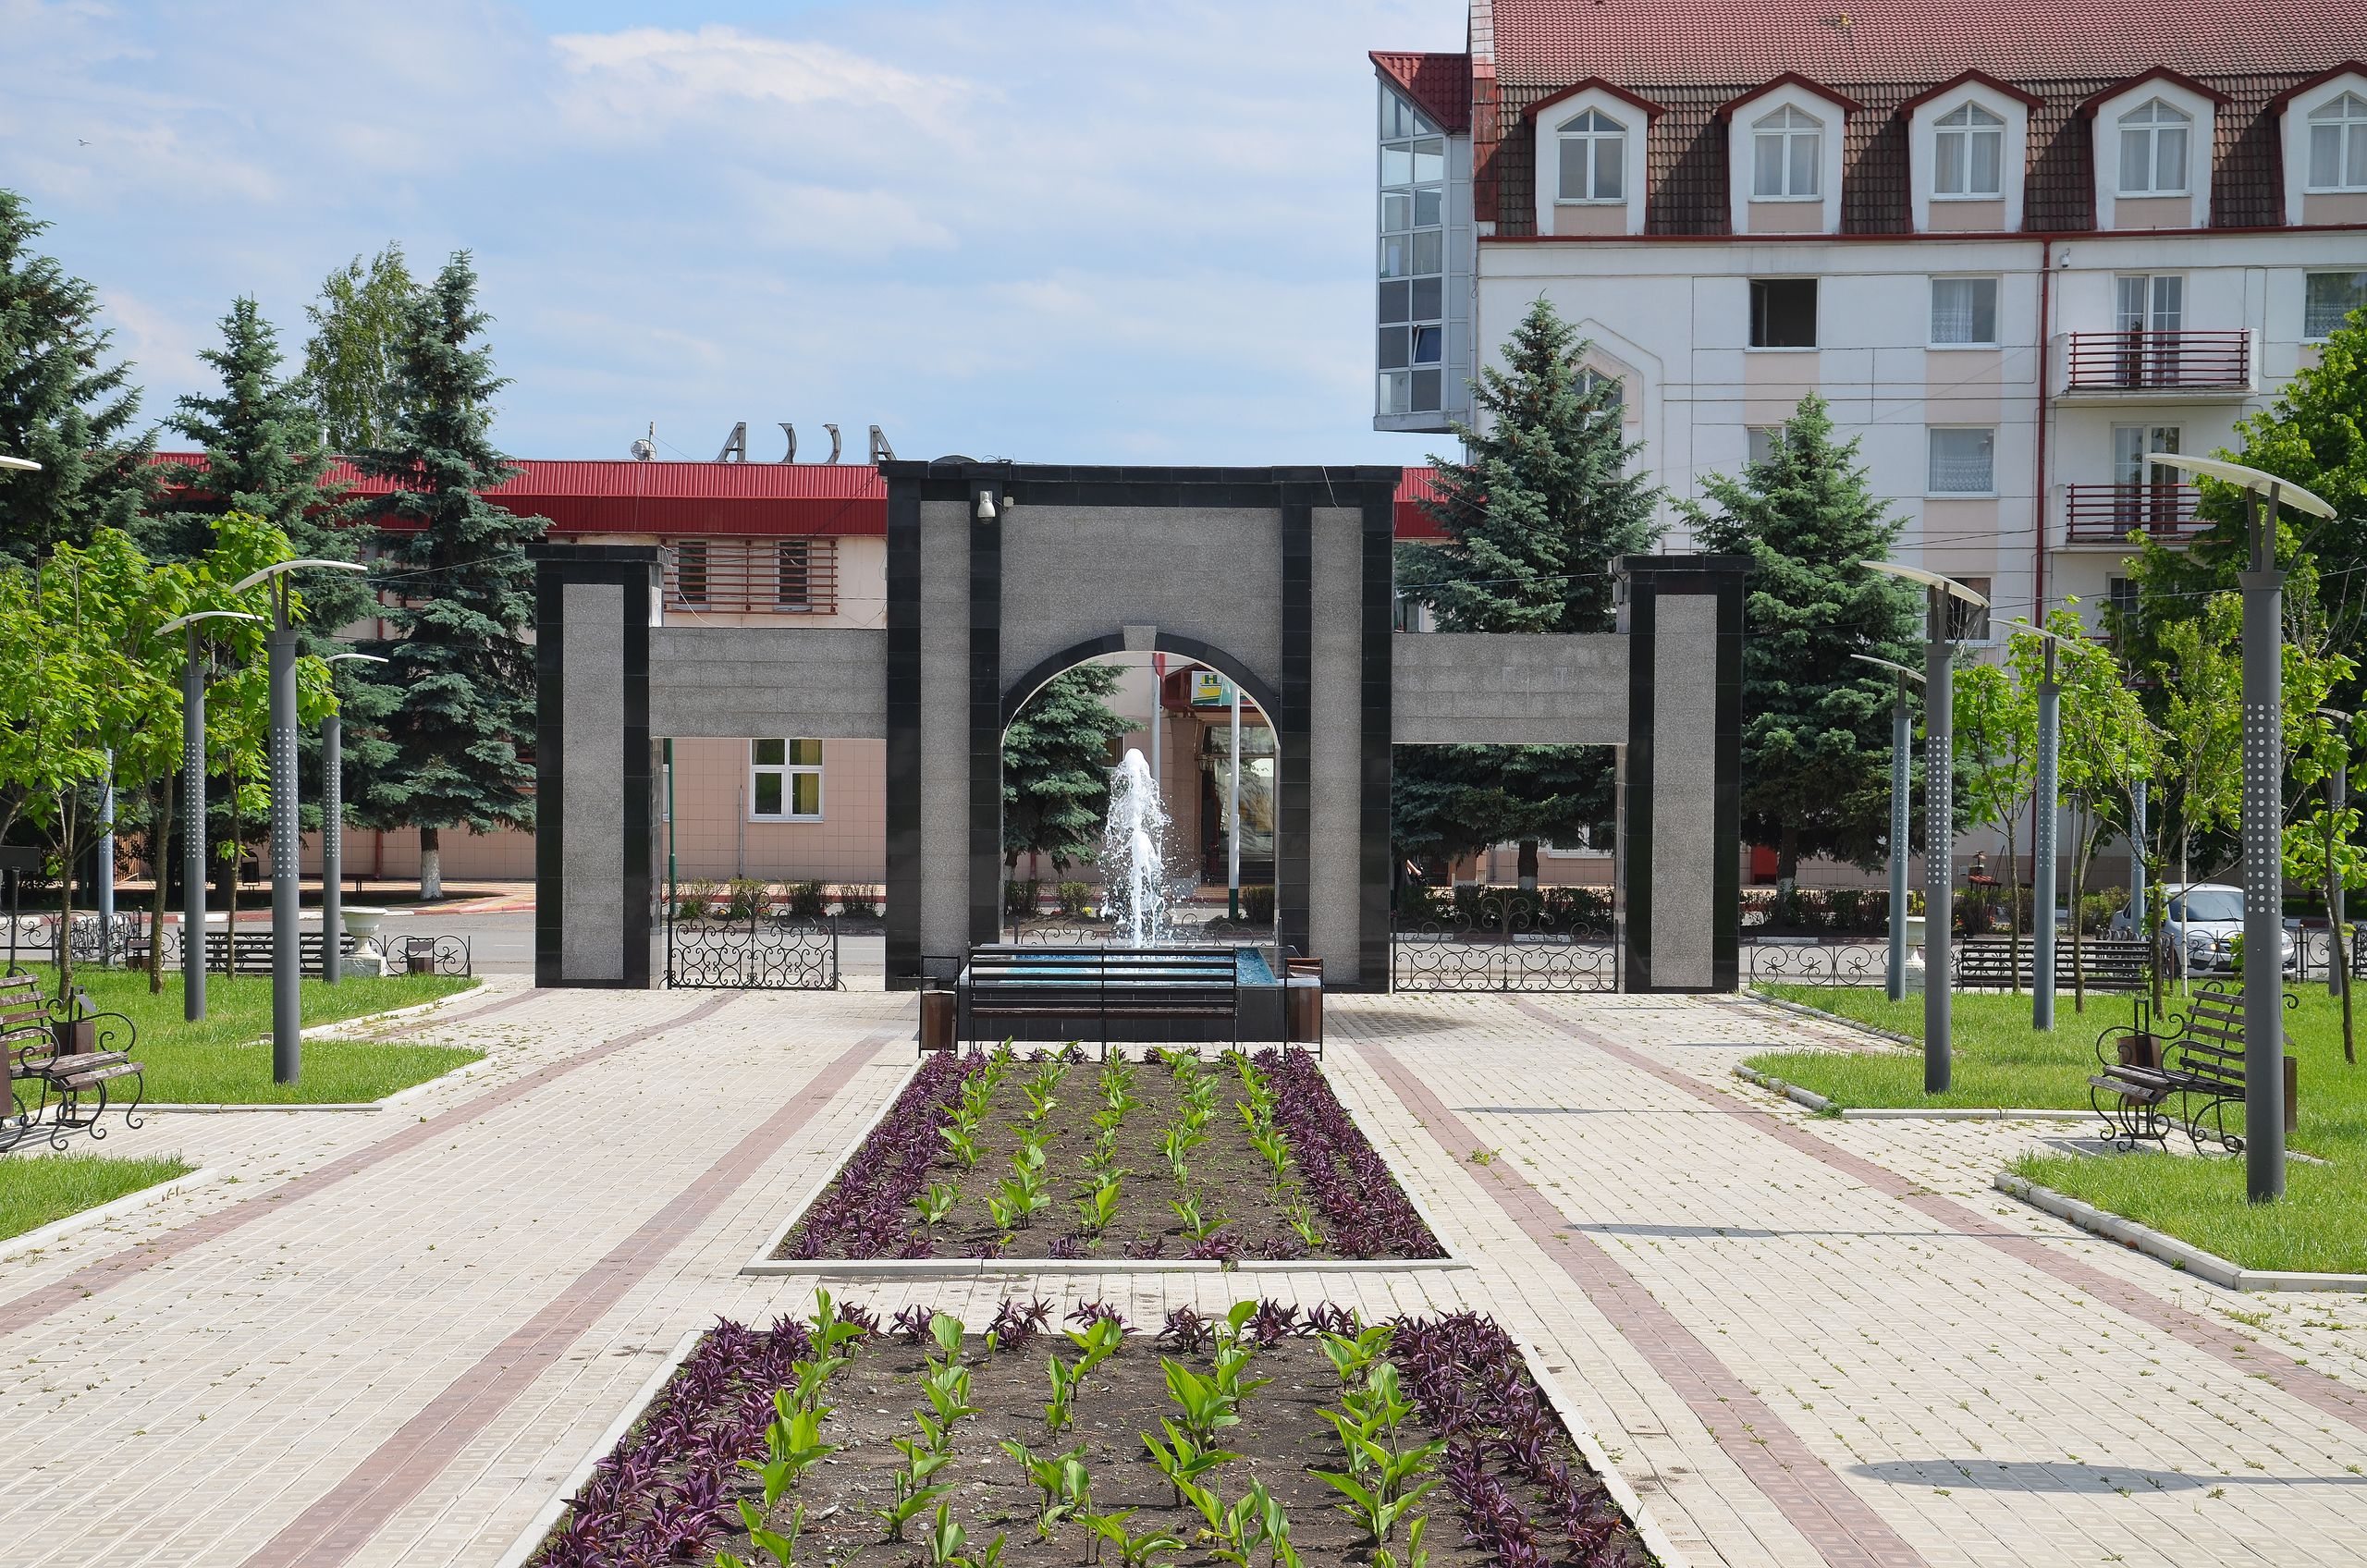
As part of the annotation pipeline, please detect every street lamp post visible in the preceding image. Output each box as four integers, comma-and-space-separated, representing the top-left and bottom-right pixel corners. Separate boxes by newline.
2004, 619, 2075, 1031
2151, 452, 2336, 1202
2314, 708, 2354, 1069
155, 609, 264, 1022
318, 653, 387, 984
228, 559, 367, 1084
1852, 654, 1922, 1002
1865, 562, 1990, 1094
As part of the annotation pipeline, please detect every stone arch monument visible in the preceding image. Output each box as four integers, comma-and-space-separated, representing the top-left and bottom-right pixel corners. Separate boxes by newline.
531, 460, 1745, 993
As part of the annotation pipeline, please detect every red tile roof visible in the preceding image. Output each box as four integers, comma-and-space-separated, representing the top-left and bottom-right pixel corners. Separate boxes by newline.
1372, 51, 1474, 133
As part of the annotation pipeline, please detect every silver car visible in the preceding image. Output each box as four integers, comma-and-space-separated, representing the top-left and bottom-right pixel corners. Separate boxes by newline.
2109, 882, 2298, 975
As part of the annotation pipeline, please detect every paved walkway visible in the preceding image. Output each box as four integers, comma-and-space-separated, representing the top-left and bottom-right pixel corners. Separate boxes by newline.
1, 986, 2361, 1567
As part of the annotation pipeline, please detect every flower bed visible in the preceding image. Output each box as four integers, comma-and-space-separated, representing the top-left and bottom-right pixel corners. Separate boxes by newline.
775, 1047, 1442, 1262
529, 1294, 1652, 1568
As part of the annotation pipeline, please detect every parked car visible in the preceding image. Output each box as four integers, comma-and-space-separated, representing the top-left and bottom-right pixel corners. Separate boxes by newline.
2106, 882, 2298, 974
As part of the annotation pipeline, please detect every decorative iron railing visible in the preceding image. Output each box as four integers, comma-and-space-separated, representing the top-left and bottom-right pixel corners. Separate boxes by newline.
2063, 483, 2203, 543
2063, 330, 2250, 393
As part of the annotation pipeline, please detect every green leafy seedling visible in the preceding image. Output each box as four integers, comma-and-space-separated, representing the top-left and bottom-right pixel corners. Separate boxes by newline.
916, 1182, 961, 1229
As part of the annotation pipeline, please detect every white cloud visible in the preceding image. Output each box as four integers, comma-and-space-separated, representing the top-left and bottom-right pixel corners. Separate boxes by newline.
551, 25, 964, 128
742, 180, 956, 257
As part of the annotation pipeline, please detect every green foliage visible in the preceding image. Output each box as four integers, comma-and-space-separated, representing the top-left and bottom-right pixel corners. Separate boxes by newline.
303, 242, 419, 452
346, 252, 546, 876
1392, 298, 1662, 863
1238, 884, 1275, 925
1682, 394, 1921, 876
1002, 663, 1131, 872
0, 190, 154, 564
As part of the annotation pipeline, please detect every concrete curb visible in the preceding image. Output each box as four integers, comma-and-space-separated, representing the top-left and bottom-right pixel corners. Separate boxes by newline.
1732, 1064, 2095, 1122
1994, 1172, 2367, 1292
1740, 988, 1919, 1049
490, 1328, 703, 1568
743, 1054, 918, 1271
1731, 1064, 1834, 1114
0, 1165, 228, 1261
740, 1256, 1470, 1279
135, 1053, 490, 1117
299, 976, 493, 1040
1513, 1334, 1693, 1568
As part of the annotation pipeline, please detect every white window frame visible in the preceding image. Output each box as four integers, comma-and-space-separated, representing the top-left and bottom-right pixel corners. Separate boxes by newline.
1933, 103, 2005, 197
1557, 109, 1626, 202
2303, 270, 2367, 340
2117, 99, 2192, 196
1724, 80, 1849, 234
2091, 77, 2216, 230
1529, 82, 1653, 235
1745, 425, 1780, 465
1928, 276, 2001, 347
1907, 79, 2030, 231
2279, 72, 2367, 220
2307, 92, 2367, 190
1751, 106, 1823, 199
1926, 426, 1998, 497
749, 738, 824, 822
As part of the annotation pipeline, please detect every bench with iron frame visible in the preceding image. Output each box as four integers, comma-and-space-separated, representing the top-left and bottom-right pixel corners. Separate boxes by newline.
2090, 983, 2291, 1154
2, 970, 145, 1153
955, 945, 1241, 1059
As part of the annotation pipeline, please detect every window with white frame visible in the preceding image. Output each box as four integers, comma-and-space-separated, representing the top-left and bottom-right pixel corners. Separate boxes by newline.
2305, 271, 2367, 338
1930, 276, 2000, 344
1378, 89, 1447, 417
1557, 109, 1625, 201
750, 738, 823, 820
1752, 105, 1822, 197
1746, 425, 1779, 465
1928, 427, 1996, 495
1576, 367, 1625, 408
2307, 92, 2367, 190
2117, 99, 2191, 194
1933, 102, 2005, 196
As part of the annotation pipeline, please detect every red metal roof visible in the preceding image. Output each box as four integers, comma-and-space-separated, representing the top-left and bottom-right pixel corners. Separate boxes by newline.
1489, 0, 2367, 86
153, 453, 887, 537
1372, 51, 1475, 133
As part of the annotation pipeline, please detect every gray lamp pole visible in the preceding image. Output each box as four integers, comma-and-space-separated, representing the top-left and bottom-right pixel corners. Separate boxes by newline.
2005, 619, 2073, 1030
156, 609, 263, 1022
1852, 654, 1923, 1002
228, 558, 368, 1084
1866, 562, 1989, 1095
2152, 452, 2335, 1203
317, 653, 387, 985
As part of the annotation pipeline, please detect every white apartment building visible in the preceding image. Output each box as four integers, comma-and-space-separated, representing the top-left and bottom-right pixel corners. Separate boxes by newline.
1375, 2, 2367, 646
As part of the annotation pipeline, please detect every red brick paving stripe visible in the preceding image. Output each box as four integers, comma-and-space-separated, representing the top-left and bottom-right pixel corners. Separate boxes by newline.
236, 1020, 909, 1568
372, 985, 546, 1037
1518, 999, 2367, 1438
0, 994, 739, 1341
1360, 1040, 1933, 1568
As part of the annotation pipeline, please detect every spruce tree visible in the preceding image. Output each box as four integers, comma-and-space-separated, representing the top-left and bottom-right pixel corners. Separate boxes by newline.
1393, 298, 1662, 881
304, 243, 418, 451
1681, 394, 1920, 878
0, 190, 153, 564
1002, 664, 1132, 878
347, 253, 546, 899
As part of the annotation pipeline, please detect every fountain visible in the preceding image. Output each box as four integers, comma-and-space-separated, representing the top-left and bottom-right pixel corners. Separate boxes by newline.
1098, 748, 1174, 947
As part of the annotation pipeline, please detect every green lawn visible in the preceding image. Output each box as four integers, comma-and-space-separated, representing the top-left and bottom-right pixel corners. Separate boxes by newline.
0, 1151, 195, 1243
1753, 983, 2367, 1273
22, 965, 481, 1105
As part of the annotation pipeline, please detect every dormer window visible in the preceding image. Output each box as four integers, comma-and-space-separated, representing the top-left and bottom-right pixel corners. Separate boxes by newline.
1753, 106, 1822, 197
1933, 103, 2004, 196
1557, 110, 1626, 202
2118, 99, 2191, 194
2308, 92, 2367, 190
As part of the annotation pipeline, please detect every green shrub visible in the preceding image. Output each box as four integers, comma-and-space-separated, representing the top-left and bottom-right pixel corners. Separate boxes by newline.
780, 879, 829, 921
674, 879, 720, 920
1004, 878, 1042, 918
1240, 885, 1276, 925
723, 876, 768, 919
837, 885, 881, 920
1395, 881, 1441, 922
1057, 880, 1093, 918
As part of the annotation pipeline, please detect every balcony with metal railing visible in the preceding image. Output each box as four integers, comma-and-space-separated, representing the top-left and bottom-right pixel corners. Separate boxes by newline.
2060, 483, 2204, 546
2058, 330, 2251, 398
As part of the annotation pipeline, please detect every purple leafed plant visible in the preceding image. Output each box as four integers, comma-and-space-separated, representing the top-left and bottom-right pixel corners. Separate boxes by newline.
1256, 1047, 1443, 1258
778, 1051, 983, 1259
1158, 1305, 1213, 1353
987, 1296, 1054, 1349
1067, 1301, 1127, 1332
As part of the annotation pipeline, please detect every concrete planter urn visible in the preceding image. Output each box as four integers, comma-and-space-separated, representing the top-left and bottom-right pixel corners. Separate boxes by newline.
339, 906, 389, 940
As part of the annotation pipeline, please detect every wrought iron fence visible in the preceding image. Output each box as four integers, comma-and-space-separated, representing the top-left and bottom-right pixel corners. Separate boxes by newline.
666, 912, 840, 989
1740, 941, 1887, 987
1391, 890, 1616, 992
388, 934, 473, 977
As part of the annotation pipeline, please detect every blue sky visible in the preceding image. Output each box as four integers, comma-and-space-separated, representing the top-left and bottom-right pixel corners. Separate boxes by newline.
6, 1, 1463, 466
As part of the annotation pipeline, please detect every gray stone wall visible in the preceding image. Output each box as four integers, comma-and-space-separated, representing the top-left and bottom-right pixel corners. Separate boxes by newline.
1392, 634, 1628, 745
1307, 508, 1365, 982
918, 501, 971, 962
560, 582, 625, 983
650, 627, 887, 739
1647, 594, 1717, 988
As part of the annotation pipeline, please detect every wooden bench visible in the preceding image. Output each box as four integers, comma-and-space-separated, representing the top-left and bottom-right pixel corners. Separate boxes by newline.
0, 971, 144, 1153
956, 945, 1240, 1056
1956, 937, 2151, 991
2089, 986, 2289, 1153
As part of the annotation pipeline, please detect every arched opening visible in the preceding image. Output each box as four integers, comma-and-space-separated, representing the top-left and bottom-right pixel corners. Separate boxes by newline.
997, 640, 1280, 954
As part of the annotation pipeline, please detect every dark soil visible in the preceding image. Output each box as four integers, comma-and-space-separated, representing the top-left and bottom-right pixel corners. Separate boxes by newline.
779, 1053, 1429, 1262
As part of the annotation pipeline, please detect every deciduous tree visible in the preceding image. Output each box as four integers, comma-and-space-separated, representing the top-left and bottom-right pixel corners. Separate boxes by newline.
303, 242, 418, 453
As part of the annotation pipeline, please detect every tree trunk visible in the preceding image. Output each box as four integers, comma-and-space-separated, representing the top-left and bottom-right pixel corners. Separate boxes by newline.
2070, 809, 2088, 1014
55, 792, 76, 999
2005, 827, 2021, 995
2178, 831, 2191, 998
1777, 824, 1800, 884
419, 825, 442, 902
149, 772, 172, 995
1516, 839, 1539, 891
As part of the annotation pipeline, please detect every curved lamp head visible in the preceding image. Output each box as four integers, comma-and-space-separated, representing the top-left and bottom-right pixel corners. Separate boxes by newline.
227, 558, 369, 594
1861, 560, 1991, 606
155, 609, 264, 636
321, 652, 389, 666
0, 455, 39, 472
2146, 452, 2336, 520
1850, 653, 1925, 684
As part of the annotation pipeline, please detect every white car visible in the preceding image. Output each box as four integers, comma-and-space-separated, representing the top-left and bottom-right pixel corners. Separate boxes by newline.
2108, 882, 2298, 975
